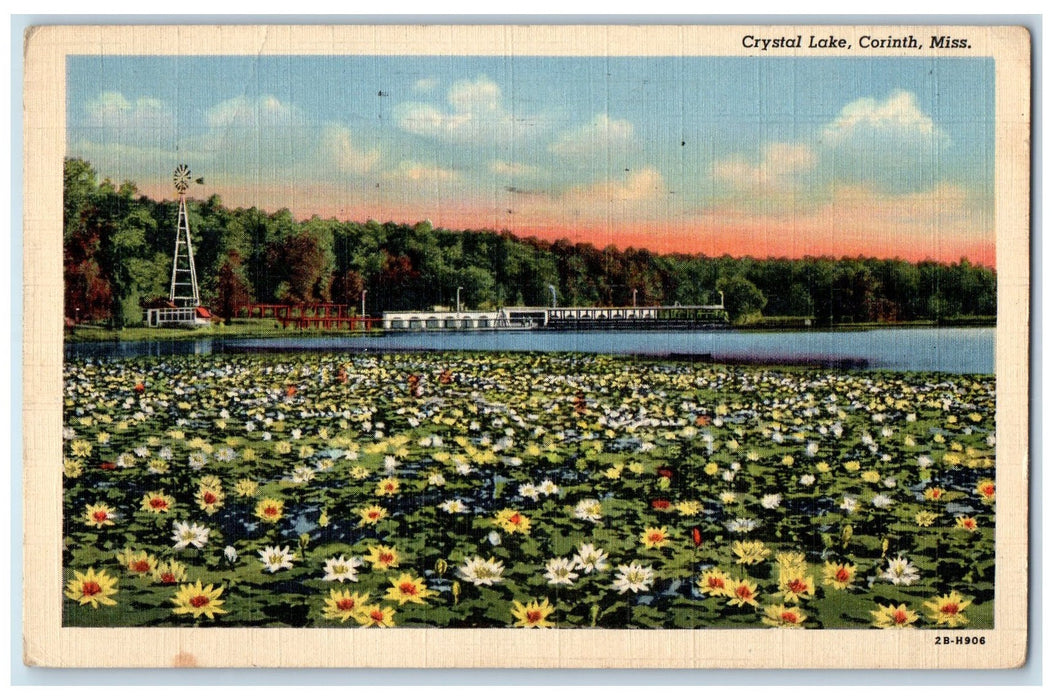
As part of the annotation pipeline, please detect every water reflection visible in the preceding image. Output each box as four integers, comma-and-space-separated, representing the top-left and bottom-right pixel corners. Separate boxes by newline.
64, 327, 994, 374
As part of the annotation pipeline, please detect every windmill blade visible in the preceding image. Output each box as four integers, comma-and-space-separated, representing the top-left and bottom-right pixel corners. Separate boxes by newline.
173, 164, 192, 193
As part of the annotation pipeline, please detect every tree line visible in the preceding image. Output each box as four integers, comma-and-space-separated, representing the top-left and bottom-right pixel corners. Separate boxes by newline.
63, 158, 996, 327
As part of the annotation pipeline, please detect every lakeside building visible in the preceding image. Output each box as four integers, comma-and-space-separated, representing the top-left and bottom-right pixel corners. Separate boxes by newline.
381, 304, 728, 331
381, 307, 546, 330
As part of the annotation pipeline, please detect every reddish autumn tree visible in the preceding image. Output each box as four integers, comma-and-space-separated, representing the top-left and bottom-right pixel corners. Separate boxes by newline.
63, 159, 112, 321
267, 232, 331, 303
331, 268, 365, 307
213, 249, 253, 319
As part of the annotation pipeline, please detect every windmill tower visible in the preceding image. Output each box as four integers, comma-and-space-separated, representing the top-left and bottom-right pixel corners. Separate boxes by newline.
169, 164, 201, 307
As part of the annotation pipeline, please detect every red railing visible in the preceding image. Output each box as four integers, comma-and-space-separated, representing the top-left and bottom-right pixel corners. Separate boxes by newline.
237, 304, 378, 330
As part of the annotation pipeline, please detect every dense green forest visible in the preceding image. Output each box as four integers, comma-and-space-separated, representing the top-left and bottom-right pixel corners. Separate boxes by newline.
64, 158, 996, 328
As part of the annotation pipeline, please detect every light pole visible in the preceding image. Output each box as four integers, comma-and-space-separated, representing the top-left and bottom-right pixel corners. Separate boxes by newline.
361, 289, 367, 318
632, 288, 638, 307
456, 286, 463, 313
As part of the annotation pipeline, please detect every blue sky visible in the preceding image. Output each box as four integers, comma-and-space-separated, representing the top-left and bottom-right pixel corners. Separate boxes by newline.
66, 54, 995, 263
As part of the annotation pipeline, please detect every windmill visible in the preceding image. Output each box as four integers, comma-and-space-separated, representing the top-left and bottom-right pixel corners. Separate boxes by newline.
169, 164, 201, 307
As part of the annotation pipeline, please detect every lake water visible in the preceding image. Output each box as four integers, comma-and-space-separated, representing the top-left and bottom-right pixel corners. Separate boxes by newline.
64, 326, 995, 374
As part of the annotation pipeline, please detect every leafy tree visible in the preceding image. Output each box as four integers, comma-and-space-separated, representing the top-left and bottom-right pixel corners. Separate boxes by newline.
267, 231, 331, 303
63, 157, 997, 328
718, 275, 767, 323
213, 249, 253, 319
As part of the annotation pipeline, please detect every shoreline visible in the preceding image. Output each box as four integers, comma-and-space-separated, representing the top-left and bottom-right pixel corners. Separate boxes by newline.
64, 318, 996, 344
61, 328, 996, 376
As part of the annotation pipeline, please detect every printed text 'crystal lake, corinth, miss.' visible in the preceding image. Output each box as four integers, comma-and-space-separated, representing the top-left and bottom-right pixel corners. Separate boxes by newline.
741, 35, 970, 51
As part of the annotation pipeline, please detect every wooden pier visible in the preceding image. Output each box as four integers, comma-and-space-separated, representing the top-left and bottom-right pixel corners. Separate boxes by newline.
243, 302, 727, 332
545, 305, 728, 330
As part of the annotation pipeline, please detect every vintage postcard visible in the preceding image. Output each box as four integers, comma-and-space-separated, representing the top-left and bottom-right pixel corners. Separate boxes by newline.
22, 24, 1030, 668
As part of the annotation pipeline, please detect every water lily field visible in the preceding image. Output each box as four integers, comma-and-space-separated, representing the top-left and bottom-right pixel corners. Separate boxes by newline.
62, 351, 995, 629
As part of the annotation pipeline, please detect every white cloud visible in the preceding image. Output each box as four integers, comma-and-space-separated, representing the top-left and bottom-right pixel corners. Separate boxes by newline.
75, 91, 390, 191
490, 167, 671, 225
81, 91, 173, 136
711, 91, 952, 204
713, 142, 816, 190
395, 102, 463, 137
320, 126, 381, 175
564, 168, 665, 205
548, 114, 635, 160
71, 92, 179, 187
817, 90, 952, 194
447, 76, 501, 113
205, 94, 305, 130
191, 95, 313, 181
414, 77, 439, 92
394, 75, 512, 143
822, 90, 947, 146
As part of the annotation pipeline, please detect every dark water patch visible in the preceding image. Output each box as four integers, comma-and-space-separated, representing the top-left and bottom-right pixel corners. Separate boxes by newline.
664, 352, 870, 370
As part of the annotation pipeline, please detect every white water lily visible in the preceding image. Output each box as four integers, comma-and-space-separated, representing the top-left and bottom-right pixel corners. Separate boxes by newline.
572, 543, 609, 573
171, 521, 209, 550
573, 498, 602, 523
544, 557, 578, 586
880, 556, 921, 586
258, 545, 295, 573
322, 554, 362, 582
439, 499, 465, 513
612, 562, 654, 594
872, 494, 894, 509
726, 518, 759, 533
457, 555, 505, 586
761, 494, 782, 509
